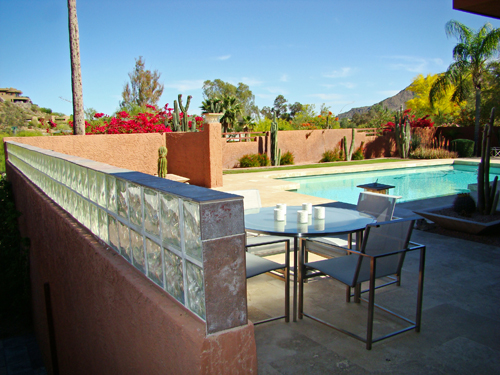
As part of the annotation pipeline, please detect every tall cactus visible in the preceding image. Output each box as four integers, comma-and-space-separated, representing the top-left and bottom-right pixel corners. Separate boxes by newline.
394, 106, 411, 158
172, 100, 181, 131
343, 128, 355, 161
477, 107, 499, 215
270, 111, 281, 166
157, 146, 168, 178
178, 94, 193, 131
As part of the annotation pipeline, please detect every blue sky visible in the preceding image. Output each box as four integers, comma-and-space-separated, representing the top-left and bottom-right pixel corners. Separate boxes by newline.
1, 0, 499, 117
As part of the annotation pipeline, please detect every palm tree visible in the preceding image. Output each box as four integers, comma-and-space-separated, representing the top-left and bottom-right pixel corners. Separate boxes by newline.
220, 95, 242, 133
430, 20, 500, 155
67, 0, 85, 135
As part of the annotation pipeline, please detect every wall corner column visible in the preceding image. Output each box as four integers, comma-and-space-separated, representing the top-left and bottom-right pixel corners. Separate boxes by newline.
205, 123, 223, 188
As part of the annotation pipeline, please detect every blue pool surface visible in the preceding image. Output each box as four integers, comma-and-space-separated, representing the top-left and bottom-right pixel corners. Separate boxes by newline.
282, 164, 500, 205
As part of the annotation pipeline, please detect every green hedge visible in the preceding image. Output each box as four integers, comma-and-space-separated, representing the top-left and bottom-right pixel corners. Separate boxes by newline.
451, 139, 474, 157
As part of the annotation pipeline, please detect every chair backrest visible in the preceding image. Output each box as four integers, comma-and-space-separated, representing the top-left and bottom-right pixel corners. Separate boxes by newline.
355, 219, 415, 283
228, 189, 261, 213
357, 192, 399, 222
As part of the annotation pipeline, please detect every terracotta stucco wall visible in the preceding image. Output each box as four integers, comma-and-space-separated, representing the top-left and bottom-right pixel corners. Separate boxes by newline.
222, 128, 390, 168
6, 126, 224, 188
6, 163, 257, 375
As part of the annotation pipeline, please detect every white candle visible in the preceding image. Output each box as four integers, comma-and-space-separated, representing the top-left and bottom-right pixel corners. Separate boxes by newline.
297, 210, 309, 223
274, 221, 286, 232
274, 208, 285, 221
313, 206, 326, 219
302, 203, 313, 215
314, 220, 325, 231
276, 203, 287, 214
297, 223, 308, 233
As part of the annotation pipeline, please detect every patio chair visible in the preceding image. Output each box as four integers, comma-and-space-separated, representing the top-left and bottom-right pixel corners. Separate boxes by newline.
246, 239, 290, 324
305, 191, 400, 256
298, 218, 425, 350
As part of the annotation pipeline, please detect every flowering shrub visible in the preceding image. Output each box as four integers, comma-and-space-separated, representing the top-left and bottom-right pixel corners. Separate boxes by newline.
382, 109, 434, 134
81, 104, 204, 135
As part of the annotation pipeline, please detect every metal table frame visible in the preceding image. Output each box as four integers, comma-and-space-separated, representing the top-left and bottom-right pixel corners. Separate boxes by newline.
244, 206, 376, 321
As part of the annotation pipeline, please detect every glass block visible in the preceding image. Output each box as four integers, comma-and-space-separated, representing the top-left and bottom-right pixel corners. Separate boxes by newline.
82, 198, 90, 229
88, 169, 97, 203
130, 228, 145, 273
108, 215, 119, 252
61, 160, 67, 186
81, 167, 89, 198
118, 221, 131, 261
164, 248, 184, 304
183, 200, 202, 261
99, 209, 108, 243
146, 238, 163, 286
160, 193, 181, 251
70, 163, 77, 190
90, 203, 99, 235
76, 166, 83, 195
186, 261, 205, 320
128, 183, 142, 227
106, 175, 117, 213
96, 172, 107, 208
116, 179, 128, 219
144, 188, 159, 237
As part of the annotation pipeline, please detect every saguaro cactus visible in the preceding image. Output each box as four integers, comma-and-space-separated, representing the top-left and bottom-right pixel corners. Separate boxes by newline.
172, 100, 181, 132
157, 146, 168, 178
343, 128, 355, 161
477, 107, 499, 215
394, 106, 411, 158
178, 94, 193, 131
270, 111, 281, 166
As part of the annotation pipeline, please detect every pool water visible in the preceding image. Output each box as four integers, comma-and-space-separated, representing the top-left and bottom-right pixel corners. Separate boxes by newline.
282, 164, 500, 205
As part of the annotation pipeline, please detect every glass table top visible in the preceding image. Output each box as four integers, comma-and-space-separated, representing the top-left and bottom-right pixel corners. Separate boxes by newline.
244, 206, 375, 237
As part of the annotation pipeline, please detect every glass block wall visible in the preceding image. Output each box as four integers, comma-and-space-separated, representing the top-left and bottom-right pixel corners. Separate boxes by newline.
5, 141, 228, 322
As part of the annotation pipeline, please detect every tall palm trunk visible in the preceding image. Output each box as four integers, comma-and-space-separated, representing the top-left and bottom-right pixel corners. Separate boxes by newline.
68, 0, 85, 135
473, 89, 482, 156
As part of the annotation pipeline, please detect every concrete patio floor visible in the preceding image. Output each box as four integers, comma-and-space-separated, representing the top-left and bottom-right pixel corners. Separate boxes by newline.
218, 159, 500, 374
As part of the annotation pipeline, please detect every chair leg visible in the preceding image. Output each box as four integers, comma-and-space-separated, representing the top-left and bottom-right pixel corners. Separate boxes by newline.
366, 258, 377, 350
284, 241, 290, 322
345, 286, 351, 302
354, 284, 361, 303
298, 240, 305, 319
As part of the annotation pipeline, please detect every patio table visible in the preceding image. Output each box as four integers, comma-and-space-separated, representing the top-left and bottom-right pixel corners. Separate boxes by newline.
244, 206, 375, 321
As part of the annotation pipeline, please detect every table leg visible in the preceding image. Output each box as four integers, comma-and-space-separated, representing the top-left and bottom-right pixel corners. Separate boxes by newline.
293, 237, 299, 322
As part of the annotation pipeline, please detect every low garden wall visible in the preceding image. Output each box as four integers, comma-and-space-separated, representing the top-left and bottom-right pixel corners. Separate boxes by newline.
221, 128, 395, 168
4, 141, 256, 374
5, 123, 223, 188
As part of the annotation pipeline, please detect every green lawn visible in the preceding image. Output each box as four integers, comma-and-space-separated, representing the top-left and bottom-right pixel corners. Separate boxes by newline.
223, 158, 413, 174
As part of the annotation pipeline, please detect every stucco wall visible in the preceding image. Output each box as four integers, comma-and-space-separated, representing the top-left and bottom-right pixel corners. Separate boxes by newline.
7, 163, 257, 374
221, 128, 391, 168
6, 126, 224, 188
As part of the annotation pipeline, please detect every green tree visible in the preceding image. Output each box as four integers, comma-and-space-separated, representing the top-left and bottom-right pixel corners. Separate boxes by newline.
220, 95, 242, 133
121, 56, 164, 110
273, 95, 289, 119
202, 79, 257, 118
480, 61, 500, 123
289, 102, 304, 119
430, 20, 500, 154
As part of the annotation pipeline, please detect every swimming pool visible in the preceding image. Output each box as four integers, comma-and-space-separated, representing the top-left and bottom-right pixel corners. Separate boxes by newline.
282, 164, 500, 204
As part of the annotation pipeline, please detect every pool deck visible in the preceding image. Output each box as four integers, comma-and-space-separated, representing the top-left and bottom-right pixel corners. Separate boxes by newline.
217, 157, 500, 374
216, 158, 496, 207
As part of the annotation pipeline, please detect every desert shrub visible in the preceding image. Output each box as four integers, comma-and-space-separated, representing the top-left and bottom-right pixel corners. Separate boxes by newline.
238, 154, 261, 168
15, 130, 44, 137
280, 151, 294, 165
320, 148, 343, 162
352, 142, 365, 160
409, 147, 458, 159
451, 139, 474, 157
257, 153, 270, 166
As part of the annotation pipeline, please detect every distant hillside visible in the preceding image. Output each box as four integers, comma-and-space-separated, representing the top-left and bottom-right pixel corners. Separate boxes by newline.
338, 88, 415, 119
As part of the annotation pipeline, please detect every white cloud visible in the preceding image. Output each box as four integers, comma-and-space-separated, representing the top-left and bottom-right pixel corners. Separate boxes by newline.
324, 67, 353, 78
216, 55, 231, 60
256, 93, 276, 101
385, 56, 444, 73
165, 80, 204, 92
339, 82, 356, 89
280, 74, 289, 82
241, 77, 263, 86
309, 93, 343, 100
265, 87, 288, 95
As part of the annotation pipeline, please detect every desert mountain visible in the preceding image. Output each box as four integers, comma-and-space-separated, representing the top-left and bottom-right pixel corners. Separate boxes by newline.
338, 87, 415, 119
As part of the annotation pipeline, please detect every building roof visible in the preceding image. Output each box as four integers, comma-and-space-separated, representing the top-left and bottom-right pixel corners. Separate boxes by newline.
453, 0, 500, 20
